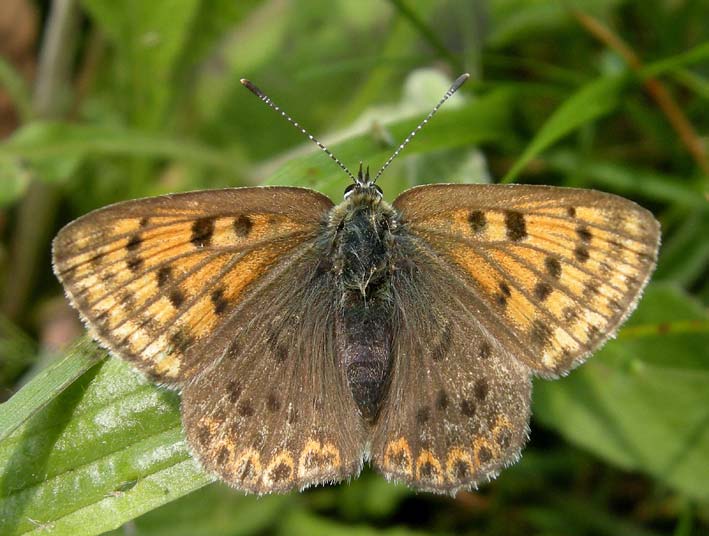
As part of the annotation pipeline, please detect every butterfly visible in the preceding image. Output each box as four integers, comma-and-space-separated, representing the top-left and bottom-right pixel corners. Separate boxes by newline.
52, 74, 661, 495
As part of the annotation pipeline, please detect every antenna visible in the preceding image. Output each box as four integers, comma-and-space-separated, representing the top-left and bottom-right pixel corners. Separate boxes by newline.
372, 73, 470, 183
241, 73, 470, 186
240, 79, 358, 184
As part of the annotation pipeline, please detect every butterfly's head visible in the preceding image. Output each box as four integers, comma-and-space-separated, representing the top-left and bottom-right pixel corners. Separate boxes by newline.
344, 163, 383, 201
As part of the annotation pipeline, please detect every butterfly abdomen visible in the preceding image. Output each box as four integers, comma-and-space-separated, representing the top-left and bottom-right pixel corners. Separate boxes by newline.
328, 193, 399, 422
336, 301, 392, 422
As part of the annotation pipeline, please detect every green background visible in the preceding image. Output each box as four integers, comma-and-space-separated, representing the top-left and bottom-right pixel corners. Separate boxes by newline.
1, 1, 708, 535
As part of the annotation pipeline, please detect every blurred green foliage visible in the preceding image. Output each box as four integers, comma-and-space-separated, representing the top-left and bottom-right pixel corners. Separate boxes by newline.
0, 0, 708, 535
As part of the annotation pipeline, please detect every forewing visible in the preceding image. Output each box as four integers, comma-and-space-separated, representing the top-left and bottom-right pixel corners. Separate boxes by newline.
372, 257, 531, 494
52, 187, 333, 384
181, 251, 368, 493
393, 184, 660, 376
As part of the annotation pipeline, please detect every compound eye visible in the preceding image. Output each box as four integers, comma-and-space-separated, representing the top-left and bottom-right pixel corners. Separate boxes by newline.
373, 184, 383, 196
344, 183, 356, 198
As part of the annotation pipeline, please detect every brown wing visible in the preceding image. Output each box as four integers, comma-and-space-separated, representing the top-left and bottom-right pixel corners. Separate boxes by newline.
371, 252, 531, 494
392, 184, 660, 376
55, 186, 370, 493
52, 186, 333, 384
180, 240, 368, 493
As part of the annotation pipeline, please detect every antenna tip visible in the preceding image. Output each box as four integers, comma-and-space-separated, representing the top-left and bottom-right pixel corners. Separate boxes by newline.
240, 78, 265, 98
451, 73, 471, 91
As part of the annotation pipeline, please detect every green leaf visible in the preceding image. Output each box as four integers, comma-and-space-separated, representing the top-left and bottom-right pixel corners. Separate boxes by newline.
0, 158, 30, 207
487, 0, 622, 49
534, 284, 709, 501
546, 150, 706, 208
641, 41, 709, 78
654, 209, 709, 286
188, 1, 287, 122
0, 57, 32, 123
0, 316, 37, 388
0, 121, 244, 174
0, 338, 102, 444
103, 484, 290, 536
275, 508, 434, 536
80, 0, 201, 129
501, 75, 628, 184
0, 357, 215, 536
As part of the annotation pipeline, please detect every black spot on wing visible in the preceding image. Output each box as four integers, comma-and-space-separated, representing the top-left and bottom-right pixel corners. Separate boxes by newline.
473, 378, 489, 401
126, 256, 143, 273
126, 234, 142, 251
416, 406, 431, 424
169, 288, 185, 308
269, 462, 292, 483
505, 211, 527, 241
210, 287, 229, 315
479, 341, 491, 360
496, 281, 512, 307
460, 398, 476, 418
545, 257, 561, 279
191, 218, 215, 247
534, 281, 552, 301
468, 210, 486, 234
233, 215, 253, 237
169, 329, 194, 354
226, 380, 242, 404
530, 319, 552, 347
238, 399, 255, 417
576, 226, 592, 243
574, 245, 590, 263
266, 392, 281, 412
156, 265, 172, 287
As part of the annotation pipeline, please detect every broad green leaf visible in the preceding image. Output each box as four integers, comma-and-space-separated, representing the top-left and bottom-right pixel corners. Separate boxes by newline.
0, 357, 214, 536
534, 284, 709, 501
501, 75, 627, 183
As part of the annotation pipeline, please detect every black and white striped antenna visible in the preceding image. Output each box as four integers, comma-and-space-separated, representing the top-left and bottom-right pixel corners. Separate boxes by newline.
371, 73, 469, 184
240, 73, 470, 185
240, 78, 358, 184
